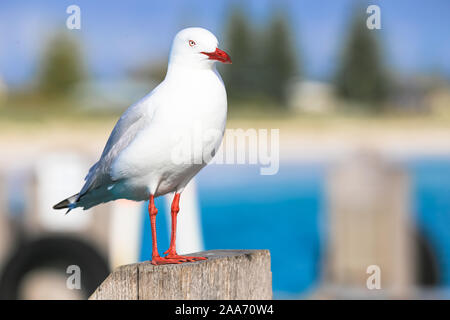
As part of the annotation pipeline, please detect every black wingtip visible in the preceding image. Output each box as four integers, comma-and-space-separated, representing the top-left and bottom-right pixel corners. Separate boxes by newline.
53, 193, 80, 211
53, 199, 70, 210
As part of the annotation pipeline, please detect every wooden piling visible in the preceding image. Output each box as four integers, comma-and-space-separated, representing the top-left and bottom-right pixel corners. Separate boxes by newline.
89, 249, 272, 300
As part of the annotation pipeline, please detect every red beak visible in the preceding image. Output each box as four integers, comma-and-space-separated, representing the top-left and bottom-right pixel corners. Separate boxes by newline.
201, 48, 232, 64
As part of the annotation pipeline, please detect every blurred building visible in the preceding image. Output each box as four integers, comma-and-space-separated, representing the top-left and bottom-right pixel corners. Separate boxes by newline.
72, 77, 154, 111
0, 75, 7, 106
390, 75, 446, 113
427, 83, 450, 116
287, 80, 336, 114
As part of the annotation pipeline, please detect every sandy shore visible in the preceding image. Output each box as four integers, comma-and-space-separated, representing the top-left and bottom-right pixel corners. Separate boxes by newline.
1, 116, 450, 168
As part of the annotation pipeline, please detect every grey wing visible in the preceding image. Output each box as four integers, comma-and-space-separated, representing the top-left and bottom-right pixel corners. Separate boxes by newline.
78, 98, 153, 199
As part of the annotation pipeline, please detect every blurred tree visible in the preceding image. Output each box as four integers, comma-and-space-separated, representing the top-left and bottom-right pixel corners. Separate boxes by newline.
222, 6, 257, 102
261, 11, 299, 105
334, 12, 389, 110
223, 6, 299, 109
38, 32, 85, 98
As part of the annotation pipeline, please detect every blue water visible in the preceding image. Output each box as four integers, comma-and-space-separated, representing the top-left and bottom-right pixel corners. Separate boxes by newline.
407, 157, 450, 286
196, 164, 324, 296
139, 158, 450, 297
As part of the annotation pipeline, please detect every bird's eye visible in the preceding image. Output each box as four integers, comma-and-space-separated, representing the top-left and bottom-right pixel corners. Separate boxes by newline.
188, 40, 196, 47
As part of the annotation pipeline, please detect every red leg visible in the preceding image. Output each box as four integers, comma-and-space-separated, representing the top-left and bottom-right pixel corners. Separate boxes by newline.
148, 195, 182, 265
163, 193, 207, 262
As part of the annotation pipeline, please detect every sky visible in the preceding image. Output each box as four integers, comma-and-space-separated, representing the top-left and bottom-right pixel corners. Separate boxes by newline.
0, 0, 449, 87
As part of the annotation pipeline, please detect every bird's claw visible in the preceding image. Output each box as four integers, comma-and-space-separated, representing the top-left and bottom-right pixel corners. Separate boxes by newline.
164, 254, 208, 262
151, 256, 182, 265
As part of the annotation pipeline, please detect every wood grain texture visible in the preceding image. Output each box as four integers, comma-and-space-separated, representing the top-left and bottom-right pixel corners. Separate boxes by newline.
89, 249, 272, 300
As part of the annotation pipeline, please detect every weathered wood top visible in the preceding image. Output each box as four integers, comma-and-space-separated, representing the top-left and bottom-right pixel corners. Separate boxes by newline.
89, 249, 272, 300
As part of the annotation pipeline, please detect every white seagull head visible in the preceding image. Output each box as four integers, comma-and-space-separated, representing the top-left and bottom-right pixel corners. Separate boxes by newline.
168, 27, 231, 69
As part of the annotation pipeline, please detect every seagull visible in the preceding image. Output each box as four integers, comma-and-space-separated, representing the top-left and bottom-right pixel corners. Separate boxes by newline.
53, 27, 231, 265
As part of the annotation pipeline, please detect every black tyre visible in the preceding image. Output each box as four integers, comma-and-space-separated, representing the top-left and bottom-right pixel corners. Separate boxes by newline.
0, 235, 109, 299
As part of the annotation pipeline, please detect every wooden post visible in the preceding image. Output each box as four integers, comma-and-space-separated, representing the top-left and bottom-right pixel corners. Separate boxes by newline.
322, 151, 414, 298
89, 249, 272, 300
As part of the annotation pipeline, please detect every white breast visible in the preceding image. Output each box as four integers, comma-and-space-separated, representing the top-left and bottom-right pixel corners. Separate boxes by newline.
111, 67, 227, 198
